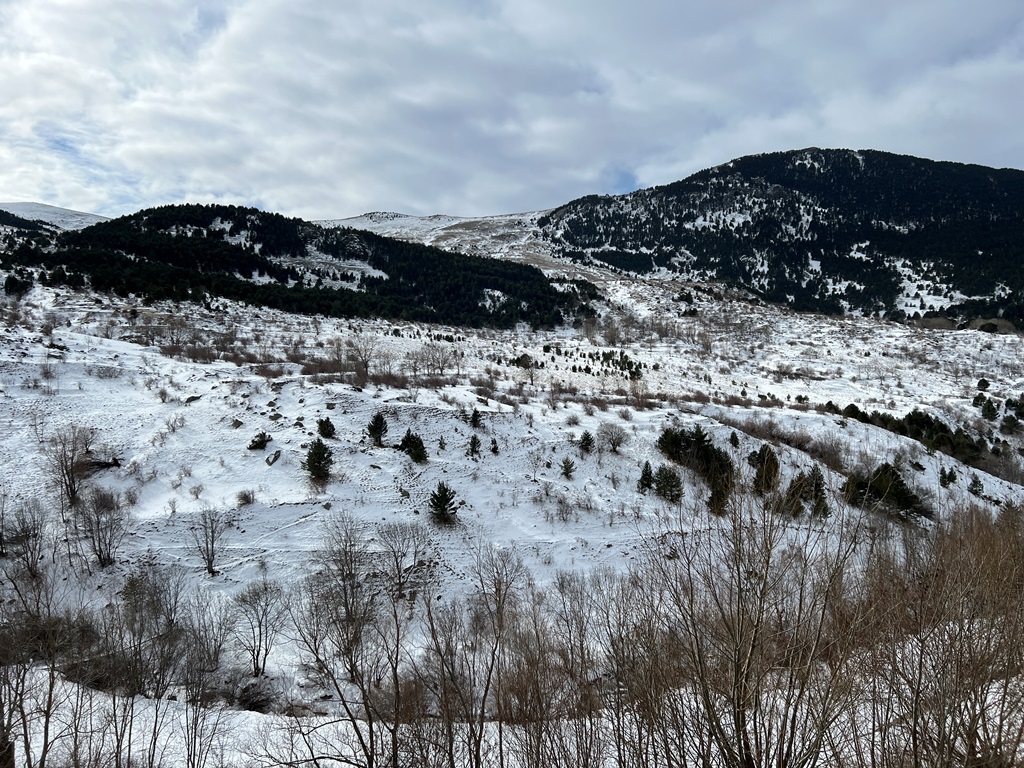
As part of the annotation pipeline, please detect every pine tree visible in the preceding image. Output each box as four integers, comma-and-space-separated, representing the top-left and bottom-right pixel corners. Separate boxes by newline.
654, 465, 683, 504
367, 412, 388, 447
579, 430, 595, 455
317, 417, 336, 438
561, 457, 576, 480
751, 444, 781, 495
399, 429, 427, 463
468, 434, 481, 457
302, 438, 334, 485
637, 460, 654, 493
810, 465, 829, 518
429, 481, 458, 524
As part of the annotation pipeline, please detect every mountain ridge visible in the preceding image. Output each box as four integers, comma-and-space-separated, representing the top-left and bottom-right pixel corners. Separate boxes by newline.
7, 146, 1024, 325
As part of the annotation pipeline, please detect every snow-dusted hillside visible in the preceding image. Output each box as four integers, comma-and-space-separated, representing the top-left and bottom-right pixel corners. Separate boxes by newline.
2, 262, 1023, 765
322, 209, 565, 272
1, 277, 1019, 585
0, 201, 109, 230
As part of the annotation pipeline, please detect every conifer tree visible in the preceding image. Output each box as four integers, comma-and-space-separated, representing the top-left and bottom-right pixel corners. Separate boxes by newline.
637, 460, 654, 493
429, 481, 458, 524
302, 438, 333, 485
367, 412, 388, 447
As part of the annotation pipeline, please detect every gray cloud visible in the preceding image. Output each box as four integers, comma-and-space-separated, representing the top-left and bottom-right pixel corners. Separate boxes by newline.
1, 0, 1022, 219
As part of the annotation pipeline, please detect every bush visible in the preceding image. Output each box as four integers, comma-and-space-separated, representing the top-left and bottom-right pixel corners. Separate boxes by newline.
302, 438, 334, 485
317, 417, 336, 438
399, 429, 427, 463
237, 489, 257, 506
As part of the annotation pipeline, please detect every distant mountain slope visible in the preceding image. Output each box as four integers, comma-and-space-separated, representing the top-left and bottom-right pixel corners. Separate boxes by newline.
538, 148, 1024, 319
0, 202, 109, 230
2, 203, 593, 329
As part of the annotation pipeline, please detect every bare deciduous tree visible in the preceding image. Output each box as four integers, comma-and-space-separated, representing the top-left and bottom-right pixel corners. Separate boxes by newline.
190, 508, 229, 576
41, 424, 97, 512
596, 421, 630, 454
77, 486, 129, 567
234, 577, 286, 678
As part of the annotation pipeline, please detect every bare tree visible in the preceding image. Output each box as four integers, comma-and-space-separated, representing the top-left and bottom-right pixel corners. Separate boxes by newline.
77, 486, 129, 567
424, 342, 455, 377
234, 576, 286, 678
10, 499, 49, 579
40, 424, 97, 512
647, 500, 864, 768
596, 421, 630, 454
190, 508, 229, 576
181, 590, 236, 768
347, 333, 380, 383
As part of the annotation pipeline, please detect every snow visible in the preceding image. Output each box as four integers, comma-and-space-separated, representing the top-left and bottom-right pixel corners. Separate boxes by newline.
2, 253, 1023, 764
0, 201, 109, 230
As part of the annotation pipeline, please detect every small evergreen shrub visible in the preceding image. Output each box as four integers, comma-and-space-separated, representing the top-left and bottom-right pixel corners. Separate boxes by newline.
399, 429, 428, 463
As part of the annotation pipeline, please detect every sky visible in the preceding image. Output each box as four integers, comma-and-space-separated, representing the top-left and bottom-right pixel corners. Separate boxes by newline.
1, 0, 1023, 221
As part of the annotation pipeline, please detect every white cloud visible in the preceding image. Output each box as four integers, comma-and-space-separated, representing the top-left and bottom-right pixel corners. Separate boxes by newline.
0, 0, 1022, 219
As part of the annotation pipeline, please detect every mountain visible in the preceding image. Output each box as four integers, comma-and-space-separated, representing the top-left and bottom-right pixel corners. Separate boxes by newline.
333, 148, 1024, 325
0, 201, 109, 230
8, 148, 1024, 326
1, 203, 593, 329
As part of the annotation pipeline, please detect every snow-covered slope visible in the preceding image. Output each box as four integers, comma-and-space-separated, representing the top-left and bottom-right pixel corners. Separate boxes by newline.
0, 201, 108, 230
2, 271, 1023, 765
321, 209, 564, 271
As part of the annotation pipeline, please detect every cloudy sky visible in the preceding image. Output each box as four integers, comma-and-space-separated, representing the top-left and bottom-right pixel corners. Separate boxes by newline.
1, 0, 1022, 220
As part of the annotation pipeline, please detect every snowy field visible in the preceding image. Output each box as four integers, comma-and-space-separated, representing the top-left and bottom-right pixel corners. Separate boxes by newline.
1, 244, 1023, 765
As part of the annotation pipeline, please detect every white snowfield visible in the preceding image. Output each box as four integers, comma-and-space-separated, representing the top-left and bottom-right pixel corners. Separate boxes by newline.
0, 201, 109, 230
1, 207, 1023, 766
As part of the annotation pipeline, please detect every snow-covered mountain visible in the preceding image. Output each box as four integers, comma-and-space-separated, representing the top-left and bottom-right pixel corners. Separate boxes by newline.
332, 148, 1024, 324
0, 201, 109, 230
4, 150, 1024, 766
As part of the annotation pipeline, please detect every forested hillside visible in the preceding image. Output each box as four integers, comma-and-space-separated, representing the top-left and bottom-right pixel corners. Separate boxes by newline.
539, 148, 1024, 320
1, 203, 593, 329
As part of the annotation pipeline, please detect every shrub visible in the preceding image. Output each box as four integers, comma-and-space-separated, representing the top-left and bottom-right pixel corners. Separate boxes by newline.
237, 489, 257, 506
399, 429, 428, 464
317, 417, 336, 438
